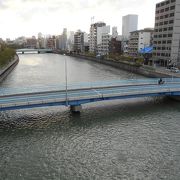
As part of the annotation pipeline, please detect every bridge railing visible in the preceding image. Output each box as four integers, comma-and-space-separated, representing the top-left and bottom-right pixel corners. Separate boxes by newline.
0, 78, 180, 96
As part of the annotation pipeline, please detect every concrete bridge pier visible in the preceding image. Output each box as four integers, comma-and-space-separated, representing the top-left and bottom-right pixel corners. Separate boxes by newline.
70, 105, 82, 113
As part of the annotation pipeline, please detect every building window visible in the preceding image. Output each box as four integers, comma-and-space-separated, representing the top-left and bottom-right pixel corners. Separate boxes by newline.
169, 20, 174, 24
169, 27, 173, 30
170, 6, 175, 10
161, 2, 165, 6
156, 17, 159, 20
167, 40, 172, 43
163, 28, 167, 31
171, 0, 175, 3
165, 7, 169, 11
168, 34, 172, 37
160, 9, 165, 13
170, 13, 174, 17
162, 40, 166, 44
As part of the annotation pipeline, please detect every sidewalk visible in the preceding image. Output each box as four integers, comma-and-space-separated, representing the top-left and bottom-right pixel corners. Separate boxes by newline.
154, 65, 180, 78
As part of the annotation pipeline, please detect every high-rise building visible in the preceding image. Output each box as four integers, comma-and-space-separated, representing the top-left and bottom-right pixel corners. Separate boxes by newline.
112, 27, 118, 38
153, 0, 180, 66
89, 22, 106, 53
67, 31, 74, 52
58, 28, 68, 50
122, 14, 138, 39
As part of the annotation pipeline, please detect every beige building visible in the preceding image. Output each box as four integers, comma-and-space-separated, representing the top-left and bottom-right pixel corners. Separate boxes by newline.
153, 0, 180, 66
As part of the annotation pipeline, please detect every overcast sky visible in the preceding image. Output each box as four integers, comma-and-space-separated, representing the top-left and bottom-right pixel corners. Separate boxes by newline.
0, 0, 163, 39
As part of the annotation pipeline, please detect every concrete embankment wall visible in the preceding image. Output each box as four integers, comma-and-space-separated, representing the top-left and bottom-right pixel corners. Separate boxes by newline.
0, 54, 19, 82
69, 54, 172, 78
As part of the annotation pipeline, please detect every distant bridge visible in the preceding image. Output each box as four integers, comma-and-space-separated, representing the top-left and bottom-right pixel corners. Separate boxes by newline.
0, 78, 180, 112
16, 48, 53, 54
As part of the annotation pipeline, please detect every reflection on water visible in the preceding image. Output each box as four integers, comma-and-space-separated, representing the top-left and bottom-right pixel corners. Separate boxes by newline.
20, 57, 43, 66
0, 54, 180, 180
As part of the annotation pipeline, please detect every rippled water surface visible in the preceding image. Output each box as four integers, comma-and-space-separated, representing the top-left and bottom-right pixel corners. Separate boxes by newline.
0, 54, 180, 180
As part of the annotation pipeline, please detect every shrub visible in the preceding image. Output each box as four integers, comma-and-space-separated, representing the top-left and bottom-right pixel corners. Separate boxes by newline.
0, 48, 16, 68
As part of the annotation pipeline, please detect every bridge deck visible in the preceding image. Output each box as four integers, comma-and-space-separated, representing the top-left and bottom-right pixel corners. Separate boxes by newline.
0, 78, 180, 111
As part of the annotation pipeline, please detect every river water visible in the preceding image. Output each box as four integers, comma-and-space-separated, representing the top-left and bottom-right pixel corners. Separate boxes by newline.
0, 53, 180, 180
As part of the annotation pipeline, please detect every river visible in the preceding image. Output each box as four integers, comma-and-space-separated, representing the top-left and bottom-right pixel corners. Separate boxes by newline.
0, 53, 180, 180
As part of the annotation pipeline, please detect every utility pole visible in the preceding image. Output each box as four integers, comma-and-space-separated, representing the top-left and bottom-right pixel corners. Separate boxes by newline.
64, 54, 68, 106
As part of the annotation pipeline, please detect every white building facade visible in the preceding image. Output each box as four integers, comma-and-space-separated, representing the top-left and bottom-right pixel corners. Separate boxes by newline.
97, 25, 110, 55
128, 28, 154, 55
89, 22, 106, 53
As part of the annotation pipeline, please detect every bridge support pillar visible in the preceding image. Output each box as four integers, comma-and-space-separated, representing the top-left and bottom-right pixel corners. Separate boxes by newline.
70, 105, 82, 113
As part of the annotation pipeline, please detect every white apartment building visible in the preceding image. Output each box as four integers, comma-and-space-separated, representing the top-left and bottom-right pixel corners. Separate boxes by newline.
122, 14, 138, 40
153, 0, 180, 66
97, 34, 111, 55
89, 22, 106, 53
97, 25, 110, 55
128, 28, 154, 55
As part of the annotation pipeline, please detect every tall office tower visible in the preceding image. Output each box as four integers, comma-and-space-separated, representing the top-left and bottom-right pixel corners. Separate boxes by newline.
67, 31, 74, 52
89, 22, 106, 53
58, 28, 68, 50
153, 0, 180, 66
112, 26, 118, 38
62, 28, 67, 50
122, 14, 138, 39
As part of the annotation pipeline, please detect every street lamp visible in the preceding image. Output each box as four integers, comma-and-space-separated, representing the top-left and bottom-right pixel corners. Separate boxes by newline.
64, 54, 68, 106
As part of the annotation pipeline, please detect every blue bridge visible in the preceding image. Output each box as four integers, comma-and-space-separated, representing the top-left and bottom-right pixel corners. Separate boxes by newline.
16, 48, 53, 54
0, 78, 180, 112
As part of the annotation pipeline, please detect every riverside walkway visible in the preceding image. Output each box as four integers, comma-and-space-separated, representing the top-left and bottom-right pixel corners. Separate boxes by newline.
0, 78, 180, 112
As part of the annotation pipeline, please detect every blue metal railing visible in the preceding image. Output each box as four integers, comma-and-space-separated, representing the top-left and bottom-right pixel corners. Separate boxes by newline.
1, 78, 180, 96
